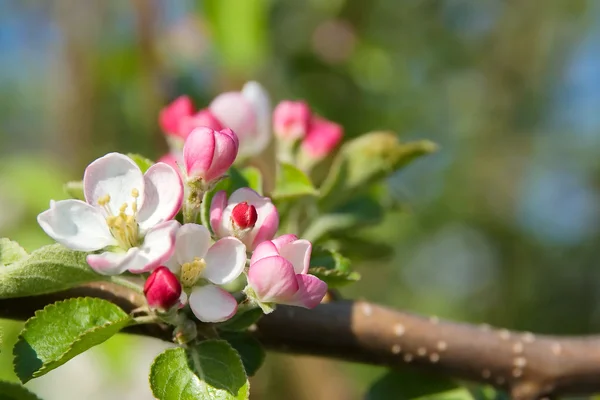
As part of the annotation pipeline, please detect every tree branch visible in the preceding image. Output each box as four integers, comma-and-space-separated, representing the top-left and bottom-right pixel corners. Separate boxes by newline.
1, 283, 599, 399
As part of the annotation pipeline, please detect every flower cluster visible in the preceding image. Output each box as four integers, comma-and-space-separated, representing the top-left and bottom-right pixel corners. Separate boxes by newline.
158, 82, 344, 172
37, 82, 331, 328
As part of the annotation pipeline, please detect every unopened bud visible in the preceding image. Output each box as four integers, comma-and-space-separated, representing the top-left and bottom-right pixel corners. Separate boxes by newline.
231, 202, 258, 230
143, 267, 182, 311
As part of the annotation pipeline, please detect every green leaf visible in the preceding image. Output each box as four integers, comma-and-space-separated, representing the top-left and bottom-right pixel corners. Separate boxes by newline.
320, 132, 437, 209
0, 238, 28, 266
309, 248, 359, 288
127, 153, 155, 173
272, 162, 318, 199
218, 308, 263, 332
303, 196, 384, 243
63, 180, 85, 200
150, 340, 250, 400
0, 244, 109, 298
0, 381, 42, 400
366, 369, 464, 400
239, 167, 263, 195
220, 332, 265, 377
14, 297, 132, 383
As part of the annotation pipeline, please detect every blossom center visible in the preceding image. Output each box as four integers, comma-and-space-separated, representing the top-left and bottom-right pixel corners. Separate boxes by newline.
98, 189, 140, 249
180, 257, 206, 287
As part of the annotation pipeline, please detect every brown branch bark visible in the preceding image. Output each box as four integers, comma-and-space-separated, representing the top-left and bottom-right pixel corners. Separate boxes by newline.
1, 283, 599, 400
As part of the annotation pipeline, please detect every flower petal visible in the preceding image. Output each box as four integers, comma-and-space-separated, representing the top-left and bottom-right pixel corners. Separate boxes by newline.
271, 234, 298, 250
137, 162, 183, 232
229, 187, 264, 204
241, 81, 272, 156
249, 201, 279, 250
292, 274, 327, 309
127, 220, 179, 273
279, 239, 311, 274
209, 92, 256, 141
203, 237, 246, 285
209, 190, 228, 237
204, 128, 239, 182
175, 223, 211, 265
249, 240, 278, 265
83, 153, 145, 215
183, 127, 216, 177
247, 256, 298, 303
159, 95, 194, 136
189, 285, 238, 323
37, 199, 115, 251
87, 247, 140, 275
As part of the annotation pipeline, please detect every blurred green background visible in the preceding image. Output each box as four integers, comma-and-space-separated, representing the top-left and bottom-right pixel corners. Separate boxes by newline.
1, 0, 600, 398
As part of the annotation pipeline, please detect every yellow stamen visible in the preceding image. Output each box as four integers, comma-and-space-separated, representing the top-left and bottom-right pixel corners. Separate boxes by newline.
97, 194, 111, 206
180, 258, 206, 287
131, 188, 139, 198
119, 203, 128, 213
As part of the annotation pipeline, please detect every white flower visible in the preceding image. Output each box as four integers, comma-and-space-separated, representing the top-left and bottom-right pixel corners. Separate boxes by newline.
166, 223, 246, 323
37, 153, 183, 275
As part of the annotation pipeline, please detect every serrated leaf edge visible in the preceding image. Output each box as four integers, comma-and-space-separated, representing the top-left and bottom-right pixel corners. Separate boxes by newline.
14, 297, 131, 383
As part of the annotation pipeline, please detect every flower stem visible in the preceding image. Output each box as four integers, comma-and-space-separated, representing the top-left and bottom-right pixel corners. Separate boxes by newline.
199, 190, 211, 228
110, 276, 144, 294
131, 315, 162, 325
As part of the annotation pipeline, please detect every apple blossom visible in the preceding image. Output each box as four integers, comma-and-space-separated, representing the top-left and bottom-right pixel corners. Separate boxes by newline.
144, 266, 183, 311
209, 81, 272, 159
301, 116, 343, 160
246, 234, 327, 311
159, 95, 194, 138
37, 153, 182, 275
210, 188, 278, 250
273, 100, 311, 141
166, 223, 246, 323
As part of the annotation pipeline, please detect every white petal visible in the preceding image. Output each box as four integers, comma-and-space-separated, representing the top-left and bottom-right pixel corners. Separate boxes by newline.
203, 237, 246, 285
229, 187, 264, 204
37, 199, 115, 251
127, 220, 179, 273
83, 153, 144, 215
279, 239, 312, 274
175, 223, 211, 265
137, 162, 183, 232
189, 285, 238, 323
241, 81, 272, 156
87, 248, 139, 275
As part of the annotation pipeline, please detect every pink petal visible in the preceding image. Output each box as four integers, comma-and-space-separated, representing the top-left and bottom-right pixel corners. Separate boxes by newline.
249, 240, 279, 265
273, 100, 311, 141
87, 247, 140, 276
203, 128, 239, 182
271, 234, 299, 250
229, 187, 263, 204
183, 127, 216, 178
177, 108, 223, 139
209, 190, 228, 237
301, 116, 343, 159
247, 256, 298, 303
203, 237, 246, 285
279, 239, 312, 274
292, 274, 327, 309
159, 96, 194, 136
137, 162, 183, 232
157, 153, 182, 174
37, 199, 115, 251
249, 201, 279, 250
127, 220, 179, 273
209, 92, 256, 141
83, 153, 145, 214
189, 285, 238, 323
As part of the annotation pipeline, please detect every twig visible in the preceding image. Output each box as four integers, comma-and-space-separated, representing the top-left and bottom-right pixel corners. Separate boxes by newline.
1, 282, 599, 399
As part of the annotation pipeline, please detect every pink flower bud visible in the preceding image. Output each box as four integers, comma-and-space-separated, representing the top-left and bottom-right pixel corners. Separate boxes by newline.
231, 202, 258, 230
301, 116, 343, 159
183, 127, 239, 183
144, 266, 182, 311
273, 100, 311, 141
210, 188, 278, 250
159, 96, 194, 137
177, 108, 224, 140
247, 237, 327, 309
